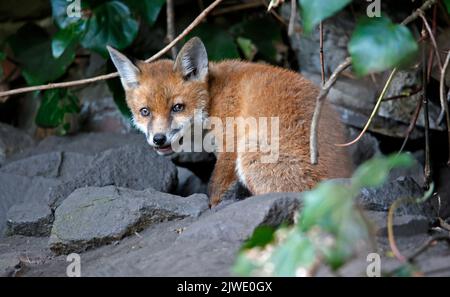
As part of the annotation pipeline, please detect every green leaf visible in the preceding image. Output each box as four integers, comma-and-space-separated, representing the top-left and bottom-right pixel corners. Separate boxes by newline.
349, 17, 418, 77
80, 1, 139, 57
8, 23, 76, 85
35, 89, 80, 130
352, 153, 414, 188
51, 0, 88, 29
241, 226, 276, 250
126, 0, 166, 25
444, 0, 450, 14
187, 24, 239, 61
270, 232, 316, 276
298, 0, 352, 33
236, 37, 257, 61
230, 17, 282, 63
52, 22, 85, 58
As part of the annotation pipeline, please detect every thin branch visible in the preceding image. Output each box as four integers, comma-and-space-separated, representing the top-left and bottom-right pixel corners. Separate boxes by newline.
309, 0, 438, 164
336, 69, 398, 147
319, 22, 325, 85
166, 0, 177, 60
398, 96, 423, 154
382, 87, 422, 101
419, 11, 443, 71
310, 58, 351, 164
440, 51, 450, 165
423, 40, 432, 186
407, 235, 450, 263
288, 0, 297, 36
0, 0, 224, 100
212, 0, 261, 16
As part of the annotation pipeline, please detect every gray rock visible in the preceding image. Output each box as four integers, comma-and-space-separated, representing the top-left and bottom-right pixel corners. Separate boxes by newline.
358, 176, 435, 218
1, 151, 93, 179
0, 252, 21, 277
364, 210, 429, 238
0, 123, 34, 166
83, 192, 301, 276
347, 127, 381, 166
47, 145, 178, 208
0, 173, 59, 237
9, 132, 144, 162
5, 202, 53, 237
175, 166, 207, 196
49, 186, 209, 254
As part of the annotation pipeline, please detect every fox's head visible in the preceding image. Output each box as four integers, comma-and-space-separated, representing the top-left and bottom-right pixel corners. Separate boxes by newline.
107, 37, 209, 155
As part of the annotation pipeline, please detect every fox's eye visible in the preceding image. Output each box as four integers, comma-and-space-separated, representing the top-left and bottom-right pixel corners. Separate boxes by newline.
140, 107, 150, 117
172, 104, 185, 113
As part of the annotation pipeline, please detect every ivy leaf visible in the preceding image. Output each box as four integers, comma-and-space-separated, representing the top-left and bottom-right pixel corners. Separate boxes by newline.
298, 0, 352, 33
352, 153, 414, 188
236, 37, 257, 61
52, 22, 85, 58
8, 23, 76, 85
230, 18, 282, 63
349, 17, 418, 77
444, 0, 450, 14
51, 0, 87, 29
126, 0, 166, 25
241, 226, 276, 250
187, 24, 239, 61
80, 1, 139, 57
35, 88, 80, 132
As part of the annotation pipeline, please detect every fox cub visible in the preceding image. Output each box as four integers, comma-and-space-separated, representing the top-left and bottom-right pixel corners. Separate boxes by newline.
108, 37, 351, 206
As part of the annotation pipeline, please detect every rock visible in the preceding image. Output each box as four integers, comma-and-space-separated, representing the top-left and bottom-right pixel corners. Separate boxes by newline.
47, 145, 178, 208
0, 252, 21, 277
5, 202, 53, 237
175, 166, 207, 196
1, 151, 93, 179
8, 132, 144, 162
82, 192, 301, 276
0, 173, 59, 237
49, 186, 209, 254
365, 210, 430, 237
78, 82, 132, 133
357, 176, 436, 219
347, 127, 381, 166
0, 123, 34, 166
177, 192, 301, 244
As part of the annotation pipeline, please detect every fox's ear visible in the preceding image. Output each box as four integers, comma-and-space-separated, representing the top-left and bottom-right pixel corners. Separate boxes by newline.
107, 46, 140, 90
174, 37, 208, 81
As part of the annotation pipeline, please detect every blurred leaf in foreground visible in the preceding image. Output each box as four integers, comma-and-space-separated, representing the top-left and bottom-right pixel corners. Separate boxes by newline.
349, 17, 418, 77
298, 0, 352, 33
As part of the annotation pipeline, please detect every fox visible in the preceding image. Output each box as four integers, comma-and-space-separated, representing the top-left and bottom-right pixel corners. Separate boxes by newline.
107, 37, 351, 207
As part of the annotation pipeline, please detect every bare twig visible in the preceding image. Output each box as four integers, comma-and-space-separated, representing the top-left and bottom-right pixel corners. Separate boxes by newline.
398, 96, 423, 153
212, 0, 261, 16
310, 58, 351, 164
407, 235, 450, 262
336, 69, 398, 147
0, 0, 224, 100
319, 22, 325, 85
382, 87, 422, 101
309, 0, 438, 164
387, 183, 435, 263
419, 11, 443, 71
288, 0, 297, 36
423, 41, 432, 186
166, 0, 177, 60
440, 51, 450, 165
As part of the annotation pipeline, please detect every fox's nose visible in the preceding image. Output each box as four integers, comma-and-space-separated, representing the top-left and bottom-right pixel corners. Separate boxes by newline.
153, 134, 167, 146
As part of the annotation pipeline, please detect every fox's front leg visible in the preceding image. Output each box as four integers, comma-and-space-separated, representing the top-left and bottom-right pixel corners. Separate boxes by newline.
208, 152, 237, 207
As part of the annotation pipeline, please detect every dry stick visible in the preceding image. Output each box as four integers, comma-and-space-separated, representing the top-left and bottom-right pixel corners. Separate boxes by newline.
309, 58, 351, 164
423, 41, 432, 187
440, 51, 450, 165
288, 0, 297, 36
336, 68, 398, 147
398, 96, 423, 154
309, 0, 438, 164
0, 0, 224, 100
319, 22, 325, 85
387, 183, 435, 263
382, 87, 422, 101
166, 0, 177, 60
407, 235, 450, 263
419, 12, 443, 71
